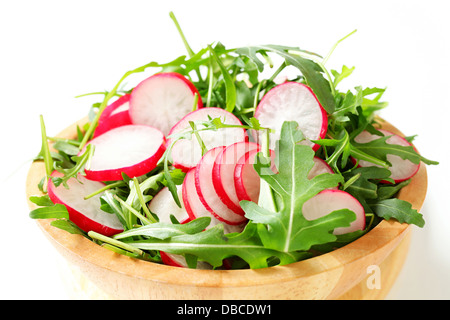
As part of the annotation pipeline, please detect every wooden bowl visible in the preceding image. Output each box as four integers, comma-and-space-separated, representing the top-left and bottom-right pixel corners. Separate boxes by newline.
26, 118, 428, 300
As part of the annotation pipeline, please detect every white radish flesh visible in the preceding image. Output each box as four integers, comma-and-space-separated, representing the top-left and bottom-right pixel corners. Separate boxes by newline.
254, 82, 328, 150
212, 141, 260, 215
182, 168, 245, 233
94, 94, 131, 138
84, 125, 165, 181
302, 189, 365, 235
129, 72, 203, 135
168, 107, 247, 171
354, 129, 420, 183
148, 185, 190, 224
48, 171, 123, 236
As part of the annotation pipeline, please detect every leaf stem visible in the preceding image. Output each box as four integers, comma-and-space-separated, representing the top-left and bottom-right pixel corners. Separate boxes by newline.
88, 231, 145, 256
169, 11, 203, 83
114, 194, 153, 226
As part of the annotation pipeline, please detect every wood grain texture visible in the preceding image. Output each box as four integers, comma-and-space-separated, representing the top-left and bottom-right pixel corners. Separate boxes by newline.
25, 118, 428, 300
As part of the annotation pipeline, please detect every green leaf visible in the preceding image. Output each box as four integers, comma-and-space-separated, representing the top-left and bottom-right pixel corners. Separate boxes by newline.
38, 115, 53, 181
370, 198, 425, 227
331, 65, 355, 88
352, 134, 439, 166
242, 121, 352, 252
113, 217, 211, 240
50, 219, 88, 237
208, 45, 237, 113
125, 223, 299, 269
29, 195, 54, 207
29, 204, 69, 219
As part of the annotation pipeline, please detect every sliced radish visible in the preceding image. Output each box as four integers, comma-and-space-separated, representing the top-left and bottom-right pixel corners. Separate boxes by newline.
309, 157, 339, 190
93, 94, 131, 138
195, 147, 247, 225
182, 168, 245, 234
234, 149, 276, 203
254, 82, 328, 151
302, 189, 365, 235
129, 72, 203, 135
168, 107, 247, 171
353, 129, 420, 183
212, 141, 260, 215
83, 124, 165, 181
48, 171, 123, 236
148, 185, 190, 224
160, 251, 212, 269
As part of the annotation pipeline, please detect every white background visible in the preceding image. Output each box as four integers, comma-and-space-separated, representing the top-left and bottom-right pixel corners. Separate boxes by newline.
1, 0, 449, 299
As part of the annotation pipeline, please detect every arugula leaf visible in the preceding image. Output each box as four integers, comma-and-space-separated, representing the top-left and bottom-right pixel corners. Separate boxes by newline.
331, 65, 355, 88
29, 203, 69, 220
113, 217, 211, 240
241, 121, 353, 252
352, 134, 438, 166
369, 198, 425, 227
125, 223, 299, 269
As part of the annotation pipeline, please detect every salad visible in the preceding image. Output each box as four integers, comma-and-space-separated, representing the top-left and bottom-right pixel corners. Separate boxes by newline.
29, 12, 438, 269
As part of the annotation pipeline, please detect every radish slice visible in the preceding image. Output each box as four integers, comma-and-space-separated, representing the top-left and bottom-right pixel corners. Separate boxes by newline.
302, 189, 365, 235
212, 141, 260, 215
195, 147, 247, 225
93, 94, 131, 138
160, 251, 212, 269
148, 185, 190, 224
309, 157, 339, 190
84, 125, 165, 181
254, 82, 328, 150
129, 72, 203, 135
353, 129, 420, 183
168, 107, 247, 171
234, 149, 276, 203
48, 171, 123, 236
182, 168, 246, 233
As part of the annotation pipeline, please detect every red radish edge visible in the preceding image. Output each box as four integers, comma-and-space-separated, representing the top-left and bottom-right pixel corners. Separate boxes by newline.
94, 94, 132, 138
84, 125, 166, 181
129, 72, 203, 136
254, 82, 328, 151
302, 189, 365, 235
48, 171, 123, 236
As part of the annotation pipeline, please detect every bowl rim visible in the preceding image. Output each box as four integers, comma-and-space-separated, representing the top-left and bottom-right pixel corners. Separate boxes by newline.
26, 117, 428, 288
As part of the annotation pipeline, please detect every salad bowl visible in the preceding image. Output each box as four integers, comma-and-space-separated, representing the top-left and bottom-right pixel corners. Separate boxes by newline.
26, 117, 427, 300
